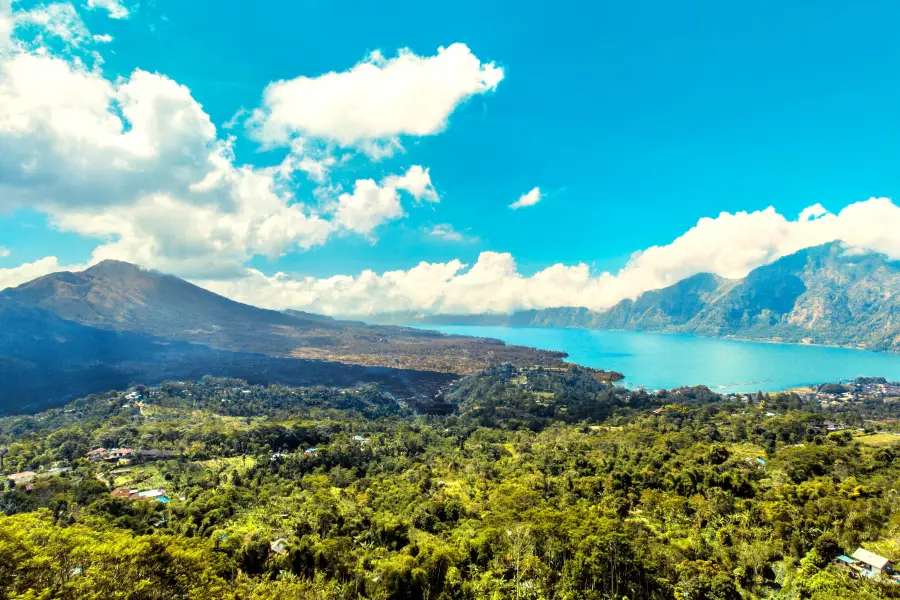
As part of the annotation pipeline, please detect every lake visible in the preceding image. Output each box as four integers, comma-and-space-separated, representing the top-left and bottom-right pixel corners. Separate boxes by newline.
417, 325, 900, 392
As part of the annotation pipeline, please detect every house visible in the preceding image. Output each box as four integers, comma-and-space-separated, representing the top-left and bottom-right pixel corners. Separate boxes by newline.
108, 448, 134, 460
87, 448, 108, 461
851, 548, 893, 576
112, 488, 169, 503
40, 467, 72, 478
270, 538, 288, 555
111, 488, 133, 498
137, 488, 166, 500
6, 471, 36, 485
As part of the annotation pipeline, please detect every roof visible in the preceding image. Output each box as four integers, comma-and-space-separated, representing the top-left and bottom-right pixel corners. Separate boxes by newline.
836, 555, 857, 564
7, 471, 36, 482
270, 538, 288, 555
852, 548, 891, 569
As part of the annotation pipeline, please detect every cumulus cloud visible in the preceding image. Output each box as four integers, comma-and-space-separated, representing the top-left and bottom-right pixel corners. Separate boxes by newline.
332, 179, 403, 236
0, 246, 9, 257
383, 165, 438, 202
85, 0, 129, 19
92, 33, 112, 42
249, 43, 503, 154
0, 256, 81, 291
328, 165, 440, 236
14, 3, 90, 45
0, 3, 448, 278
196, 197, 900, 315
510, 187, 542, 209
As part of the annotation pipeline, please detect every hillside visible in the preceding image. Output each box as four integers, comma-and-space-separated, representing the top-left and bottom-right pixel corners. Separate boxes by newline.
2, 260, 566, 374
378, 243, 900, 352
0, 262, 569, 413
2, 371, 900, 599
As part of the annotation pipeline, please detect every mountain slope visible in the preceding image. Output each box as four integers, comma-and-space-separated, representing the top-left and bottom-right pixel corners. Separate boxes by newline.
0, 298, 463, 414
380, 243, 900, 352
5, 260, 339, 353
1, 261, 568, 389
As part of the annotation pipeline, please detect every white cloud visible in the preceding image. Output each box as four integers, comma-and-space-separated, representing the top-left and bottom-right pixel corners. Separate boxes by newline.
328, 165, 440, 236
85, 0, 129, 19
14, 3, 90, 45
427, 224, 476, 243
428, 224, 463, 242
0, 0, 13, 51
510, 187, 542, 209
0, 256, 82, 291
0, 3, 451, 279
249, 43, 503, 153
384, 165, 438, 203
799, 203, 827, 221
332, 179, 403, 236
92, 33, 112, 43
196, 197, 900, 315
0, 246, 9, 257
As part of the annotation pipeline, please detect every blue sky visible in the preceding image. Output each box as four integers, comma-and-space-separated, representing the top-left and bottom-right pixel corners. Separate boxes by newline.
2, 0, 900, 313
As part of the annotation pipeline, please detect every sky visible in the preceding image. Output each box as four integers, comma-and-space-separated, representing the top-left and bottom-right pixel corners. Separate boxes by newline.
3, 0, 900, 314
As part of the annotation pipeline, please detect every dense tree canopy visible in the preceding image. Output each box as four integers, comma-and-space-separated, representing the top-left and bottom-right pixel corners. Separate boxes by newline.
2, 370, 900, 599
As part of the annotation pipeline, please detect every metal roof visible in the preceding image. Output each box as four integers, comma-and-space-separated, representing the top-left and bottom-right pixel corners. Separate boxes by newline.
852, 548, 891, 570
836, 555, 856, 563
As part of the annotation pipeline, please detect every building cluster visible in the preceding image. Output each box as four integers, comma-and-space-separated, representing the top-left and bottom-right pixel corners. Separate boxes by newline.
834, 548, 898, 582
111, 487, 170, 503
86, 448, 177, 463
798, 378, 900, 405
87, 448, 134, 462
4, 467, 72, 490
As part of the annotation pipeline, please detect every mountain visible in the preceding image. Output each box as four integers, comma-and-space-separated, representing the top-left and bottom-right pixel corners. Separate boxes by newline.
0, 261, 569, 413
5, 260, 337, 353
377, 243, 900, 352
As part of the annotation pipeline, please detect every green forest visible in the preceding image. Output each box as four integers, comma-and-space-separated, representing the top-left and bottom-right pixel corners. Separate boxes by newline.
2, 366, 900, 599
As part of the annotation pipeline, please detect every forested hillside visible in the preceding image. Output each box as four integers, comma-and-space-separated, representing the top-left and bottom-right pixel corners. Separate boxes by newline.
3, 369, 900, 599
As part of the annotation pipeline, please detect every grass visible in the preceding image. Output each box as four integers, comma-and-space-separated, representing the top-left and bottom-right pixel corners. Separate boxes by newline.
855, 432, 900, 447
198, 455, 258, 475
728, 442, 767, 459
111, 464, 167, 491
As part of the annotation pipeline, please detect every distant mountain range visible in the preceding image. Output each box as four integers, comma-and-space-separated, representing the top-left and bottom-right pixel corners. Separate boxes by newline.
374, 242, 900, 352
0, 261, 568, 413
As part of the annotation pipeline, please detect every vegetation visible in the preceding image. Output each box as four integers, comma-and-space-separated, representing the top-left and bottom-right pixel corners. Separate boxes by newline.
3, 369, 900, 599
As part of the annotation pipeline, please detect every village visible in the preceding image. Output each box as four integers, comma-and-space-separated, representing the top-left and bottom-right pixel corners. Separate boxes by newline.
3, 444, 177, 503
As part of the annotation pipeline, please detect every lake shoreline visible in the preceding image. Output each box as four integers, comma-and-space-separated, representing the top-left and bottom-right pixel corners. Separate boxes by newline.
408, 324, 900, 393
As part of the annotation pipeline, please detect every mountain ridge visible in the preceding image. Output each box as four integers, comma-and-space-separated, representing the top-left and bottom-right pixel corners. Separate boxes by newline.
0, 261, 574, 413
373, 242, 900, 352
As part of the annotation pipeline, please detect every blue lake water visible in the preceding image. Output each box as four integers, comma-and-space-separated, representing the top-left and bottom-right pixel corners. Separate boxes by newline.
419, 325, 900, 392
